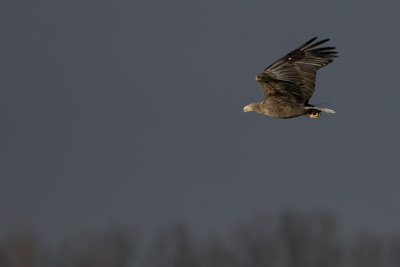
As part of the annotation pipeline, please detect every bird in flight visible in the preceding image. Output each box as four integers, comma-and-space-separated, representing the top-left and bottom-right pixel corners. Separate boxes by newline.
243, 37, 337, 119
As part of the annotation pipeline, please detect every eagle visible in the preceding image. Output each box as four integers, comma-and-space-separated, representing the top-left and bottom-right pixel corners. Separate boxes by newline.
243, 37, 337, 119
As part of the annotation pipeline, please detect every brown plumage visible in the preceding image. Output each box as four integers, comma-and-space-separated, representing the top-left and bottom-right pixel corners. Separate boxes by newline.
243, 37, 337, 119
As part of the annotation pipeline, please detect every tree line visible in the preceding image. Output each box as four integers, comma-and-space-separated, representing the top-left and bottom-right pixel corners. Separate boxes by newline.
1, 210, 400, 267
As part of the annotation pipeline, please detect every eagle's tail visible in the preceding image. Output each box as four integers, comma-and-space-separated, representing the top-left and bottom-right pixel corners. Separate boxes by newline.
307, 106, 336, 113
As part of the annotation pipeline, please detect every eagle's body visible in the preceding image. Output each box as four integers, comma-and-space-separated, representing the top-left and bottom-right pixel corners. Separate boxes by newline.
246, 98, 306, 118
243, 37, 337, 119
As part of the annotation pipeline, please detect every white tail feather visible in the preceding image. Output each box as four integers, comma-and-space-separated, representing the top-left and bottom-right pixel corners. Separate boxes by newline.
305, 106, 336, 114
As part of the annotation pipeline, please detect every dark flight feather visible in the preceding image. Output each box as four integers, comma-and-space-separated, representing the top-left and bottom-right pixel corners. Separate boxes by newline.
256, 37, 337, 104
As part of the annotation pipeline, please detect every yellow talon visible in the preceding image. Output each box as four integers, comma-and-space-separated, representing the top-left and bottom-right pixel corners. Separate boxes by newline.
309, 112, 321, 119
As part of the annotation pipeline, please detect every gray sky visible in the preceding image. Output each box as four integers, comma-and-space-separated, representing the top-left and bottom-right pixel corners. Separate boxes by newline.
1, 0, 400, 240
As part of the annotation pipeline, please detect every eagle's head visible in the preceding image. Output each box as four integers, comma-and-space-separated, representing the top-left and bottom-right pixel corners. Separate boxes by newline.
243, 102, 262, 113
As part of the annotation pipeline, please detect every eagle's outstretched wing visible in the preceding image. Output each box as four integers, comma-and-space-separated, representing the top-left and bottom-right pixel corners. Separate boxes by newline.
256, 37, 337, 104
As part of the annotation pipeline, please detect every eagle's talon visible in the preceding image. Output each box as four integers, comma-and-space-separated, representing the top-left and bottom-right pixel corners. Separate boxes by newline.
309, 113, 320, 119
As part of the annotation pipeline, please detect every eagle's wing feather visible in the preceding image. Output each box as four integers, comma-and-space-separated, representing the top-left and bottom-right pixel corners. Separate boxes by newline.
256, 37, 337, 104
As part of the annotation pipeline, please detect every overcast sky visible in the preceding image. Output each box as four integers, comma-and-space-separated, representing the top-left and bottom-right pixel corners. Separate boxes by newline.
1, 0, 400, 240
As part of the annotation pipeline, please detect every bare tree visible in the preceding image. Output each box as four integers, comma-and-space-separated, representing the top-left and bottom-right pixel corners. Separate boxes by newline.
233, 215, 279, 267
350, 232, 384, 267
278, 210, 342, 267
199, 237, 237, 267
279, 210, 314, 267
144, 223, 199, 267
76, 227, 135, 267
390, 236, 400, 267
1, 228, 36, 267
310, 212, 342, 267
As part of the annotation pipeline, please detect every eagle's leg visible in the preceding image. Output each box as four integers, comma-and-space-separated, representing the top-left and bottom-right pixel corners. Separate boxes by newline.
304, 107, 321, 118
308, 112, 321, 119
309, 112, 321, 118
